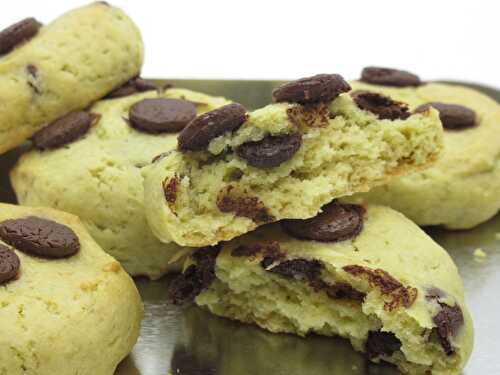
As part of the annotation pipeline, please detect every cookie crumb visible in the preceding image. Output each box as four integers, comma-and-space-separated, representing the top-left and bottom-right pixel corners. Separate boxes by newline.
103, 261, 122, 273
473, 248, 487, 260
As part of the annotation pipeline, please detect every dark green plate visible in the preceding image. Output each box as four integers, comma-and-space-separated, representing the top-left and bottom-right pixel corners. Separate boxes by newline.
1, 80, 499, 375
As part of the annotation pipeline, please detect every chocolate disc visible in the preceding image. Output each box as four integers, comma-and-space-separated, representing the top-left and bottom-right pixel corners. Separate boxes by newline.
415, 102, 476, 130
0, 217, 80, 259
0, 17, 41, 55
273, 74, 351, 104
0, 244, 20, 285
361, 66, 421, 87
281, 201, 365, 242
33, 111, 96, 150
351, 90, 410, 120
178, 103, 248, 151
236, 132, 302, 168
129, 98, 197, 133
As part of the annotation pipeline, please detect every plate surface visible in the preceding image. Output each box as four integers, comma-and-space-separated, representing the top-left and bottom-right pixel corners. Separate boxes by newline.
1, 80, 499, 375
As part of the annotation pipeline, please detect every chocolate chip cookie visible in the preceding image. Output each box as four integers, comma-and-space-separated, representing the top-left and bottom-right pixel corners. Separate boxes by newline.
0, 203, 143, 375
142, 73, 443, 247
172, 205, 473, 375
348, 68, 500, 229
0, 2, 143, 155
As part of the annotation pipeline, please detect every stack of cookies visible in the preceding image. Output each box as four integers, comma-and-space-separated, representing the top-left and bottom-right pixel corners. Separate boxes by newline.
1, 2, 499, 375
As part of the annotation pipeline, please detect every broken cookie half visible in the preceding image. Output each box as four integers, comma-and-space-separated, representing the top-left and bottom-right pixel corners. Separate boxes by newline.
169, 203, 473, 375
143, 73, 443, 247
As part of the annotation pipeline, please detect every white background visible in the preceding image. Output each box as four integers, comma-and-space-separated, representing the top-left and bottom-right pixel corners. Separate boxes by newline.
2, 0, 499, 87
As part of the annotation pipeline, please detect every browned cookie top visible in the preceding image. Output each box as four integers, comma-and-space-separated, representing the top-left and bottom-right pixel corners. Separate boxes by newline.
178, 103, 248, 151
0, 217, 80, 259
415, 102, 476, 130
236, 132, 302, 168
129, 98, 197, 133
361, 66, 421, 87
351, 91, 410, 120
281, 201, 365, 242
0, 17, 41, 55
33, 111, 98, 150
273, 74, 351, 104
0, 244, 20, 285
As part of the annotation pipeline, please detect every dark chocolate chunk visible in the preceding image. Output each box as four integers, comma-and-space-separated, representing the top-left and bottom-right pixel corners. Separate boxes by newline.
105, 77, 158, 99
178, 103, 248, 151
0, 18, 41, 55
169, 247, 220, 305
361, 67, 421, 87
273, 74, 351, 104
217, 186, 275, 223
323, 282, 366, 301
0, 217, 80, 258
433, 303, 464, 355
365, 331, 402, 359
415, 102, 476, 130
129, 98, 197, 133
351, 91, 410, 120
264, 258, 322, 281
236, 132, 302, 168
282, 201, 365, 242
0, 244, 20, 285
32, 111, 97, 150
163, 175, 180, 204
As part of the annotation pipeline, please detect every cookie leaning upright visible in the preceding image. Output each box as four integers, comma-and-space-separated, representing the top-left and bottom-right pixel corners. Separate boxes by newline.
0, 203, 143, 375
170, 203, 473, 375
11, 85, 231, 279
347, 67, 500, 229
0, 2, 143, 155
142, 73, 444, 247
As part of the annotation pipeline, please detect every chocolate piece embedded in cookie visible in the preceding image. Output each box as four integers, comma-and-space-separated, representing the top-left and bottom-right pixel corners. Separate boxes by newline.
361, 67, 421, 87
236, 132, 302, 168
178, 103, 248, 151
217, 186, 275, 224
282, 201, 365, 242
264, 258, 322, 281
129, 98, 197, 133
433, 303, 464, 355
105, 77, 157, 99
365, 331, 402, 359
169, 247, 220, 305
352, 91, 410, 120
415, 102, 476, 130
273, 74, 351, 104
32, 111, 98, 150
0, 18, 41, 55
0, 216, 80, 258
0, 244, 20, 285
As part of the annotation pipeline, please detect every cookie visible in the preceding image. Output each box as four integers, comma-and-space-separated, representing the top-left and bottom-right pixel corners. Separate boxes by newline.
347, 70, 500, 229
142, 73, 444, 247
11, 88, 231, 279
171, 204, 473, 375
0, 203, 143, 375
0, 2, 143, 155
